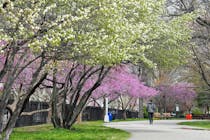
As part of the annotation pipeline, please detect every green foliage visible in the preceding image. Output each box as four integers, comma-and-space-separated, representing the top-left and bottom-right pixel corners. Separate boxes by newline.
0, 0, 193, 67
10, 122, 130, 140
192, 107, 203, 115
112, 118, 147, 122
179, 121, 210, 129
143, 106, 148, 118
144, 13, 196, 70
197, 91, 210, 107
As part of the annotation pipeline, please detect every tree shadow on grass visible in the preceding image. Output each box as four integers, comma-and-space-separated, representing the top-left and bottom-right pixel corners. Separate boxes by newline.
11, 123, 129, 140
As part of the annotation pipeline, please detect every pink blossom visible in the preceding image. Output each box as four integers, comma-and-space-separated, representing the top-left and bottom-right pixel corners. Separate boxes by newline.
91, 65, 159, 100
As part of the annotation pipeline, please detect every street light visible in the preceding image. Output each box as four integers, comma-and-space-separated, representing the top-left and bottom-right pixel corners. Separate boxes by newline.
175, 103, 179, 118
0, 82, 4, 90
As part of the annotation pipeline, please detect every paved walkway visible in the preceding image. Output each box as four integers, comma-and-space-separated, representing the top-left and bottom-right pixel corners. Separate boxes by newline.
104, 120, 210, 140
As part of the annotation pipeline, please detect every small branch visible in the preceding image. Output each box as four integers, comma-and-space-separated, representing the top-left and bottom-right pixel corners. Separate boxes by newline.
21, 108, 51, 116
192, 46, 210, 87
196, 17, 210, 28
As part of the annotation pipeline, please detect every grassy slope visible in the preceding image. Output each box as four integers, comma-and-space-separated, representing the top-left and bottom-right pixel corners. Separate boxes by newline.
10, 121, 130, 140
179, 121, 210, 129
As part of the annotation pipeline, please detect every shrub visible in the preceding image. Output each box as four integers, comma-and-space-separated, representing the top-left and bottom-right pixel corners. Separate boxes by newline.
143, 106, 148, 118
192, 107, 203, 115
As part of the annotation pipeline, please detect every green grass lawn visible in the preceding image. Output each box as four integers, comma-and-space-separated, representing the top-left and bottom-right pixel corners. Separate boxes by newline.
10, 121, 130, 140
112, 118, 147, 122
179, 121, 210, 129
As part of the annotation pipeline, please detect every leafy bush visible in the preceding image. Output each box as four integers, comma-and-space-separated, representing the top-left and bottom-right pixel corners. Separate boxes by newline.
143, 106, 148, 118
192, 107, 203, 115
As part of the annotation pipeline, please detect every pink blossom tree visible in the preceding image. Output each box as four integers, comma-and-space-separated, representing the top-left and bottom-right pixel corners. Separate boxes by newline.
89, 65, 159, 119
45, 63, 158, 125
155, 82, 196, 113
42, 61, 111, 128
91, 65, 158, 99
170, 82, 196, 113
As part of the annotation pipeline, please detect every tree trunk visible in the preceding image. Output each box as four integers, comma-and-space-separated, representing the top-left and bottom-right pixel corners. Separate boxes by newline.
51, 65, 60, 128
102, 97, 106, 119
0, 86, 13, 135
3, 98, 26, 140
51, 65, 110, 129
0, 112, 5, 138
46, 108, 52, 123
76, 112, 82, 124
122, 110, 127, 120
51, 100, 60, 128
2, 72, 47, 139
0, 89, 12, 138
65, 106, 82, 129
4, 127, 13, 140
138, 98, 144, 118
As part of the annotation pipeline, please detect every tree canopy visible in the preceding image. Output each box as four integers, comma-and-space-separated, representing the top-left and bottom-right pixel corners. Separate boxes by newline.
0, 0, 195, 139
0, 0, 193, 66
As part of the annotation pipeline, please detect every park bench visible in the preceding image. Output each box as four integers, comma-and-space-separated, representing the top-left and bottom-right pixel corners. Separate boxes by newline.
154, 112, 161, 118
154, 112, 173, 119
192, 114, 210, 120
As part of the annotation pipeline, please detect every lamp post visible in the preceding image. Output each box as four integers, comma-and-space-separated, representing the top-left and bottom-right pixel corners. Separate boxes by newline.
0, 82, 3, 91
104, 97, 109, 122
175, 103, 179, 118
